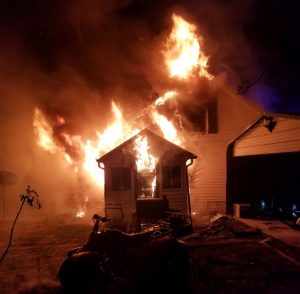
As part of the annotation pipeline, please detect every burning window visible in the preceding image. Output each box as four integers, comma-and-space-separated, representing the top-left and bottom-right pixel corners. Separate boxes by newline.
134, 136, 158, 199
111, 168, 131, 191
162, 165, 182, 189
137, 173, 157, 199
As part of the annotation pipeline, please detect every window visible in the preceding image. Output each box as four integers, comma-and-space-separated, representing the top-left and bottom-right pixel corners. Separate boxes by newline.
137, 173, 158, 198
199, 101, 218, 134
111, 168, 131, 191
162, 165, 181, 189
183, 100, 218, 134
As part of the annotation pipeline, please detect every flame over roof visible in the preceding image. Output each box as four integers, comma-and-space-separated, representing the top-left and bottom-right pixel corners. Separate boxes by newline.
97, 128, 197, 165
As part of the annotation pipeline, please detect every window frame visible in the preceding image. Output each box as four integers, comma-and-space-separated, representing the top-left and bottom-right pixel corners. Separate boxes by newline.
162, 164, 182, 189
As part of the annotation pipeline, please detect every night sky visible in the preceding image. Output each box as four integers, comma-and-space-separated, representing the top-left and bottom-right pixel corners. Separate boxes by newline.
0, 0, 299, 115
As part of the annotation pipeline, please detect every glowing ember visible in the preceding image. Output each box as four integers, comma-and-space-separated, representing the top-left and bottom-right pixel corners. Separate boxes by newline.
134, 136, 156, 173
76, 211, 85, 218
152, 111, 181, 145
164, 14, 212, 80
76, 196, 88, 218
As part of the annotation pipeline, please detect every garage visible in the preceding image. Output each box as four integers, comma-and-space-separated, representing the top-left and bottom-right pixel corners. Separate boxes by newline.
227, 114, 300, 218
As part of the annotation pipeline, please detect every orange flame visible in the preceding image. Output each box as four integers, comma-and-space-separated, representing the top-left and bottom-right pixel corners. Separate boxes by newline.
33, 108, 59, 153
76, 211, 85, 218
32, 14, 208, 213
33, 94, 184, 188
152, 111, 181, 145
151, 176, 157, 195
82, 101, 138, 185
76, 196, 88, 218
154, 90, 177, 106
164, 14, 212, 80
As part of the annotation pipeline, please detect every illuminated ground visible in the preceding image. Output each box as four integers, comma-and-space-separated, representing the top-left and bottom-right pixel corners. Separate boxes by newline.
0, 214, 300, 293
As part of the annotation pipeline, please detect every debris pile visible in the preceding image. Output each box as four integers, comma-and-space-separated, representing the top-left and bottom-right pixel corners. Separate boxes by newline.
198, 215, 261, 239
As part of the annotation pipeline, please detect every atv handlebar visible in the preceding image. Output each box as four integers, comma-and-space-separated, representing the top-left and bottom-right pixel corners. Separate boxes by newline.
92, 214, 111, 223
92, 214, 111, 233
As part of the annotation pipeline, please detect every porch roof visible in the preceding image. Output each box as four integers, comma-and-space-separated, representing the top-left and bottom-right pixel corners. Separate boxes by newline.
97, 128, 197, 165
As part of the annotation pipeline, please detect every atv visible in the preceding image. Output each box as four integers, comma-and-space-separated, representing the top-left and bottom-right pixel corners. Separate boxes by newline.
58, 214, 191, 293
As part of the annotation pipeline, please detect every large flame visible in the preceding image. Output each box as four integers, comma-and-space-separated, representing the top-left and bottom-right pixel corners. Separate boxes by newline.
164, 14, 212, 80
31, 12, 212, 216
82, 101, 138, 185
33, 92, 183, 181
33, 102, 139, 187
33, 93, 184, 210
33, 10, 215, 211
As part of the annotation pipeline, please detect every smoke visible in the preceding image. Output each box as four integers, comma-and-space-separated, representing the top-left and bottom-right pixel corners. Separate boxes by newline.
0, 0, 299, 215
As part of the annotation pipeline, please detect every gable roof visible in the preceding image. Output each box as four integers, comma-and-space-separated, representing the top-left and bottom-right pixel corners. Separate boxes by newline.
228, 112, 300, 156
230, 112, 300, 145
97, 128, 197, 164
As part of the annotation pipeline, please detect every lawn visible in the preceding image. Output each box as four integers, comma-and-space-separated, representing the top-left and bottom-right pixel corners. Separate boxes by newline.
1, 214, 300, 293
0, 213, 91, 293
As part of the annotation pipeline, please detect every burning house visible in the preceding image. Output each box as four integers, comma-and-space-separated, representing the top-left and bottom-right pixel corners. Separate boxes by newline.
2, 1, 298, 224
97, 128, 196, 229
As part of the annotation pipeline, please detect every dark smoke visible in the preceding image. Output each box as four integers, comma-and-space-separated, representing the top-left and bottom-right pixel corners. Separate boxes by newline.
0, 0, 299, 214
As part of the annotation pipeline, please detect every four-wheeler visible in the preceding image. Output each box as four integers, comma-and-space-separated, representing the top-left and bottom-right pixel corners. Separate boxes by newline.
58, 214, 191, 293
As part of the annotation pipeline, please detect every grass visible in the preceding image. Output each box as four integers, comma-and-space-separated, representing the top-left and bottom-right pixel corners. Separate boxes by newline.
0, 214, 90, 293
1, 214, 300, 293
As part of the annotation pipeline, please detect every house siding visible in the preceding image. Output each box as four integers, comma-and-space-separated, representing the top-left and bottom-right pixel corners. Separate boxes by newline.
189, 88, 260, 214
103, 149, 134, 228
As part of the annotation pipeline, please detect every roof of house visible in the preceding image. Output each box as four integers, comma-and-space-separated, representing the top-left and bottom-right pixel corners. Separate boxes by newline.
97, 128, 197, 164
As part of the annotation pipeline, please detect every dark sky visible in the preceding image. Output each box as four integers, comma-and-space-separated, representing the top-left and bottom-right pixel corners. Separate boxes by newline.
0, 0, 299, 115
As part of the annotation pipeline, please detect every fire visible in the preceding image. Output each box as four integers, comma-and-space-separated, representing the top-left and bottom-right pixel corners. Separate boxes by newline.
82, 101, 138, 185
33, 102, 139, 186
76, 196, 88, 218
31, 12, 211, 214
82, 139, 104, 186
151, 90, 183, 146
76, 211, 85, 218
134, 136, 157, 198
33, 12, 209, 188
64, 153, 73, 165
33, 94, 183, 181
151, 176, 157, 194
154, 90, 177, 106
152, 111, 181, 145
134, 136, 157, 173
33, 108, 59, 153
164, 14, 212, 80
